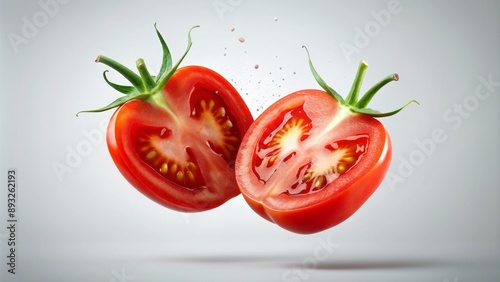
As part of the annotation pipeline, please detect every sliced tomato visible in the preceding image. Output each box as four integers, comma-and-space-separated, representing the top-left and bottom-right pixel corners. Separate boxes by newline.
108, 66, 252, 211
80, 26, 253, 212
235, 47, 417, 233
237, 90, 391, 232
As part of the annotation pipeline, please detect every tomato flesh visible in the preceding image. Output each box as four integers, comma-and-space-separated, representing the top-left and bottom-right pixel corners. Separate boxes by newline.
252, 105, 312, 183
236, 90, 391, 233
252, 104, 371, 196
132, 125, 205, 189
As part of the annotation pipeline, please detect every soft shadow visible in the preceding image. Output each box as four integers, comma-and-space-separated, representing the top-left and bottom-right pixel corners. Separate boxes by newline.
146, 254, 296, 265
144, 255, 459, 270
310, 258, 448, 270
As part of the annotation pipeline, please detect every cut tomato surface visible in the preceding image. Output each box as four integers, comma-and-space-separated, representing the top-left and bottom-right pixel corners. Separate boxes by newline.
108, 66, 252, 211
237, 90, 391, 233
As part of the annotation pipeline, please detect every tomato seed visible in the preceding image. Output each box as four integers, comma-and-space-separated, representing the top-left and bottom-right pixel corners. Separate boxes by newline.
160, 163, 168, 174
223, 120, 233, 128
217, 107, 226, 117
170, 163, 178, 174
146, 150, 157, 160
343, 156, 355, 163
176, 171, 184, 182
187, 162, 197, 171
313, 175, 327, 189
337, 163, 347, 174
186, 171, 195, 182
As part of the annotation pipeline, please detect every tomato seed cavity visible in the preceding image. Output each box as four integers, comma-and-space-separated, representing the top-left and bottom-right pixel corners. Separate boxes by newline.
252, 105, 312, 183
285, 134, 370, 195
132, 126, 205, 189
190, 85, 242, 164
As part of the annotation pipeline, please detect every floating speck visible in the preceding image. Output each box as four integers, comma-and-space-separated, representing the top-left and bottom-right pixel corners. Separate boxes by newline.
274, 17, 278, 21
254, 64, 259, 69
239, 37, 245, 43
231, 28, 235, 32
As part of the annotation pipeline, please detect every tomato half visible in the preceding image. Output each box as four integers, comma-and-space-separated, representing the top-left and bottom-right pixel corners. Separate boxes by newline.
235, 47, 417, 233
108, 66, 252, 211
80, 26, 253, 212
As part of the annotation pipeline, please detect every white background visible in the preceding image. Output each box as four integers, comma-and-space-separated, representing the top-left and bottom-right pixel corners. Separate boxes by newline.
1, 0, 499, 281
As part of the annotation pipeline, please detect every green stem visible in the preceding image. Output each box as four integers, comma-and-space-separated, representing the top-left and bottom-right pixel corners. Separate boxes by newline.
102, 70, 137, 95
96, 55, 144, 91
147, 90, 178, 123
152, 25, 199, 94
345, 61, 368, 106
357, 73, 399, 109
302, 46, 345, 104
80, 25, 199, 117
302, 48, 418, 118
154, 22, 172, 83
136, 58, 156, 91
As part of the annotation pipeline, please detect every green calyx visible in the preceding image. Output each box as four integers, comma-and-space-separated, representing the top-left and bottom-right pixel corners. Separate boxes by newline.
77, 24, 199, 116
302, 46, 418, 117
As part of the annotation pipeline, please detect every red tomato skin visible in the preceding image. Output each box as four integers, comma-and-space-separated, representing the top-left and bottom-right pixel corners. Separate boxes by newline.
236, 90, 392, 233
107, 66, 253, 212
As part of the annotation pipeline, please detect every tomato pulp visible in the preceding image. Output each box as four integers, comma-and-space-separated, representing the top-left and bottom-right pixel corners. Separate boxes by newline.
236, 47, 417, 234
